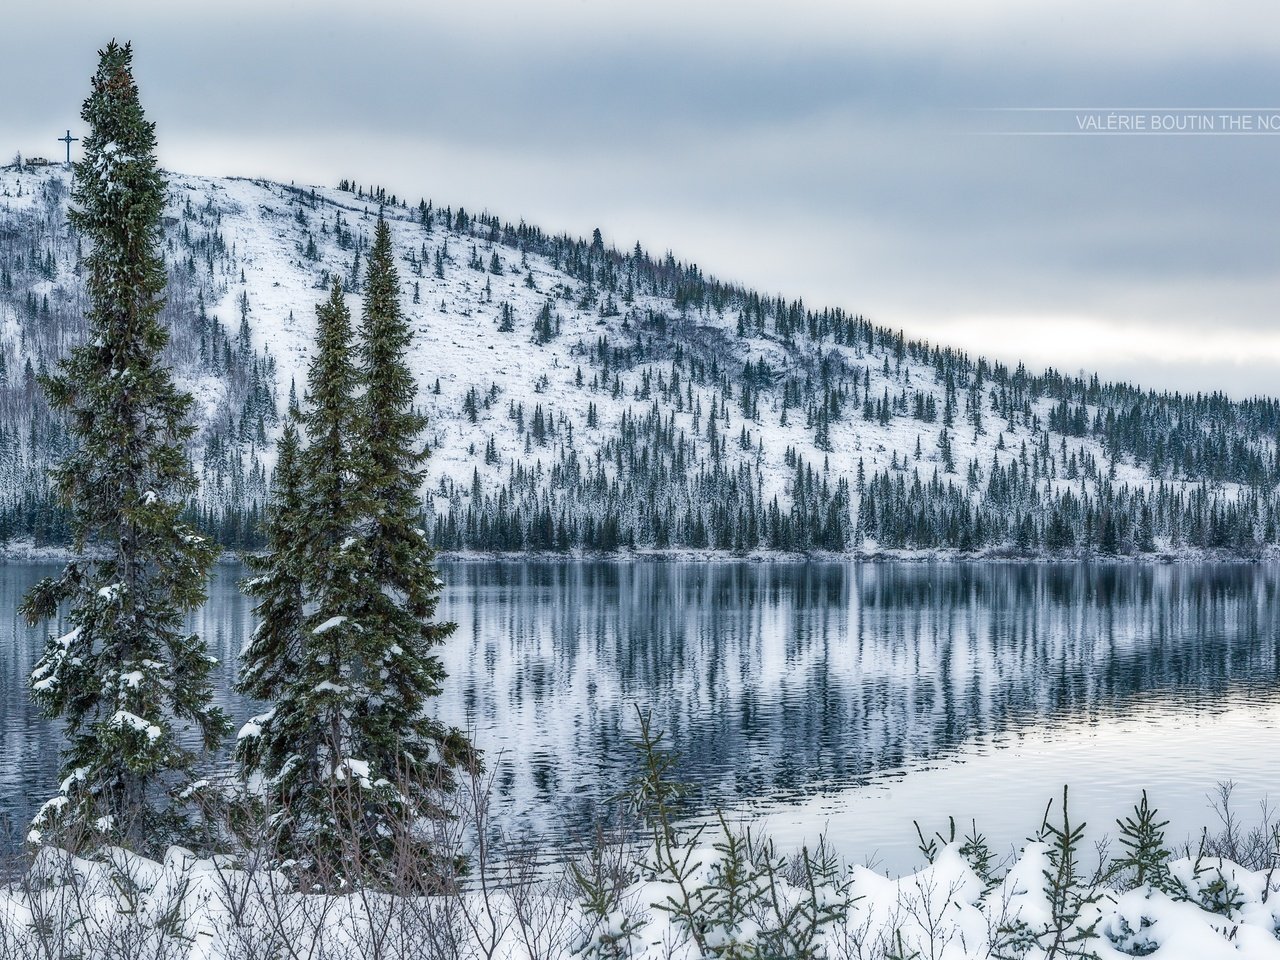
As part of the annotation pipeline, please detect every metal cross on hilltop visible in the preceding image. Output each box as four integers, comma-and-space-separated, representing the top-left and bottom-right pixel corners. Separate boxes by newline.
58, 130, 78, 164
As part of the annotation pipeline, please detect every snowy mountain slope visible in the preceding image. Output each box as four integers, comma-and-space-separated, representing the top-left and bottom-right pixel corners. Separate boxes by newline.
1, 163, 1278, 555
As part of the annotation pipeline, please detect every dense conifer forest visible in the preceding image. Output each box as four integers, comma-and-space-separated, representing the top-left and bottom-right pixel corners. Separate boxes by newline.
2, 163, 1279, 557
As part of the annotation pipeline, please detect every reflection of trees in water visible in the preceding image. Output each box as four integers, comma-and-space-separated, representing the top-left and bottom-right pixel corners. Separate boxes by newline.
435, 562, 1280, 833
0, 591, 66, 840
0, 564, 257, 842
2, 561, 1278, 844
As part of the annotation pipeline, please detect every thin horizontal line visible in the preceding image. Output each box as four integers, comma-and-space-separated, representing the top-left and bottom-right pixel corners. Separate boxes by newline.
967, 107, 1280, 112
965, 130, 1280, 136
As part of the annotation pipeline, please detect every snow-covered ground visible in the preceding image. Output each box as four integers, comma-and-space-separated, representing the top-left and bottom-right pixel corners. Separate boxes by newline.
2, 838, 1276, 959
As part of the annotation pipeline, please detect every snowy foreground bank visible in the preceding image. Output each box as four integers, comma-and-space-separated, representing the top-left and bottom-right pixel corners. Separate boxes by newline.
1, 840, 1277, 959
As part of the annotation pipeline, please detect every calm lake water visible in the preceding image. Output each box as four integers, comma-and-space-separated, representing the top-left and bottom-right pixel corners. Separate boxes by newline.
2, 560, 1279, 873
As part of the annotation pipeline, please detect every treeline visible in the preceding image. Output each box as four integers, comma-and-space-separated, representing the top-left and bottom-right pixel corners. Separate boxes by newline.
431, 450, 851, 554
429, 460, 1274, 557
858, 468, 1275, 555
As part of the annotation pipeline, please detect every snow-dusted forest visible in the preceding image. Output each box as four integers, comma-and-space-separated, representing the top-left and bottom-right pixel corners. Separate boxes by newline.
3, 164, 1280, 557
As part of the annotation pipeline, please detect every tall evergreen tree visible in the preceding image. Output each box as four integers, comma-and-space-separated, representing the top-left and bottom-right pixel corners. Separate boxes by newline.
241, 278, 370, 875
352, 219, 476, 847
21, 41, 225, 851
241, 228, 475, 884
234, 403, 304, 782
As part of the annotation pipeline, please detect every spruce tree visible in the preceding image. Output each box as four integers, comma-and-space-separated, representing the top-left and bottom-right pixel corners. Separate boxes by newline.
244, 278, 370, 875
21, 41, 225, 851
351, 219, 475, 873
240, 234, 474, 884
234, 404, 304, 783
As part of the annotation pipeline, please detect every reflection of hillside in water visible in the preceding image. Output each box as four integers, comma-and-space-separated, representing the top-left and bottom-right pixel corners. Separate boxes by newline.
2, 561, 1278, 847
435, 562, 1280, 831
0, 563, 262, 842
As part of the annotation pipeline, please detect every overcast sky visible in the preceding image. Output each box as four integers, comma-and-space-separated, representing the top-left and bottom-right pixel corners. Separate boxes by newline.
4, 1, 1280, 396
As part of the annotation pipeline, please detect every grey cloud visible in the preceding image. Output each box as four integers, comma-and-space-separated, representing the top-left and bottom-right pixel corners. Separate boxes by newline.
2, 2, 1279, 394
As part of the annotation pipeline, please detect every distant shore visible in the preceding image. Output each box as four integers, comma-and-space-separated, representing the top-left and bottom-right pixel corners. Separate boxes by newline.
1, 539, 1273, 565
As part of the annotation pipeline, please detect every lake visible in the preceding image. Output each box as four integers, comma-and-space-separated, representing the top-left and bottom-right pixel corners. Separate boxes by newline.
1, 560, 1278, 874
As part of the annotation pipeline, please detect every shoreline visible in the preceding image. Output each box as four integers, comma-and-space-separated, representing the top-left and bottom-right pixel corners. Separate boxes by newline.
1, 539, 1275, 565
433, 546, 1279, 564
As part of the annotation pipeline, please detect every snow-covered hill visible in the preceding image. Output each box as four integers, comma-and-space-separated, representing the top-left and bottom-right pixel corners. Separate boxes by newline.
1, 163, 1278, 556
